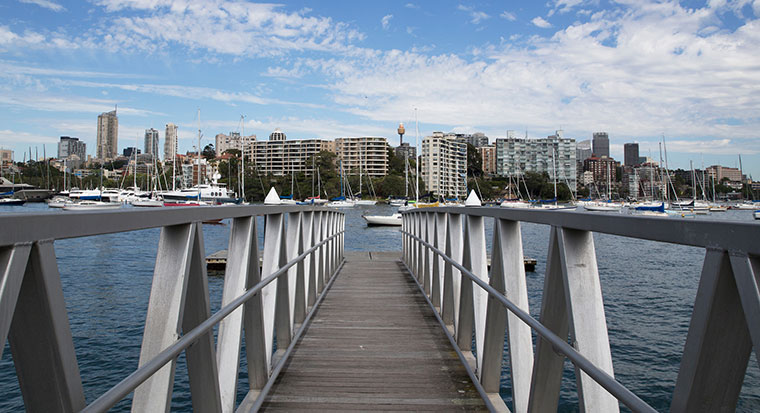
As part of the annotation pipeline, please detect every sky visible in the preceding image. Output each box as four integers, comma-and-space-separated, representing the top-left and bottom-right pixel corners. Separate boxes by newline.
1, 0, 759, 177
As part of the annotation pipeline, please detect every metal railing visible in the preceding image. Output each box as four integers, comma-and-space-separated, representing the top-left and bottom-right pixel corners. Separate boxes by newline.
0, 204, 345, 412
401, 194, 759, 413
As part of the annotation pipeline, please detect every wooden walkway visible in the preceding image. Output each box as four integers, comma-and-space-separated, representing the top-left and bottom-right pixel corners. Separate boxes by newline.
260, 251, 488, 411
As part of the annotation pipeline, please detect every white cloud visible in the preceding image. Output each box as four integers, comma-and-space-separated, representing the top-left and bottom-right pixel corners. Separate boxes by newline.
458, 5, 490, 24
405, 3, 419, 9
500, 11, 517, 21
382, 14, 393, 30
0, 93, 159, 116
19, 0, 66, 12
283, 1, 760, 156
89, 0, 365, 57
531, 16, 553, 28
0, 61, 146, 79
0, 129, 59, 147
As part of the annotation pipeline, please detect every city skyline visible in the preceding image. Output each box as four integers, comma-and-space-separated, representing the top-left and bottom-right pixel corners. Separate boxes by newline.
0, 1, 758, 177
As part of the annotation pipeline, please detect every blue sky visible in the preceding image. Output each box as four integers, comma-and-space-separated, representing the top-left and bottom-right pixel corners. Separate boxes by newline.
1, 0, 759, 177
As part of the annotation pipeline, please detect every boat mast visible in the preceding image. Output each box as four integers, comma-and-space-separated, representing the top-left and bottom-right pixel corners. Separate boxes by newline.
415, 108, 419, 204
197, 109, 202, 201
552, 148, 557, 204
240, 114, 245, 202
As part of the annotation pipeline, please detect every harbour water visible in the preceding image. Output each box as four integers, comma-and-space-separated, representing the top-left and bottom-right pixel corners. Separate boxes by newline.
1, 203, 758, 411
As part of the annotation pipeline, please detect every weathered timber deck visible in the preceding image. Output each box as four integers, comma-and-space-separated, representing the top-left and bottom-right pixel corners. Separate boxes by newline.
260, 251, 488, 411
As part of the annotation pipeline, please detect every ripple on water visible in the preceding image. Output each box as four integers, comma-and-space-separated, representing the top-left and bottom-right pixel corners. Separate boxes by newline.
0, 205, 758, 411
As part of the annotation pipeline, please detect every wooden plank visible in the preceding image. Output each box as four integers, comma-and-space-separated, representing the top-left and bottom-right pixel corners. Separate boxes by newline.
259, 252, 487, 411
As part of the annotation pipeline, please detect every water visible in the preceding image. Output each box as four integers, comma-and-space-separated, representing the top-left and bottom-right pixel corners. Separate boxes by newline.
1, 203, 758, 411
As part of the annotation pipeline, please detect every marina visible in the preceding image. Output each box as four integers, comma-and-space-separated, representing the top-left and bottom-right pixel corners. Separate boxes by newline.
0, 200, 759, 411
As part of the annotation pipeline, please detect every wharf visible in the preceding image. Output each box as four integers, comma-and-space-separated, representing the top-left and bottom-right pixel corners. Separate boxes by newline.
259, 251, 487, 411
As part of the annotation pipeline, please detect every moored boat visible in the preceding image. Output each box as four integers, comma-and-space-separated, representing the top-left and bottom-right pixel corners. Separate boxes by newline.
63, 201, 122, 211
363, 212, 402, 226
0, 197, 26, 206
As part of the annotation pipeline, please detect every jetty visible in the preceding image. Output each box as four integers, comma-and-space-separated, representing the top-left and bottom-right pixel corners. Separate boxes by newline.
0, 190, 758, 412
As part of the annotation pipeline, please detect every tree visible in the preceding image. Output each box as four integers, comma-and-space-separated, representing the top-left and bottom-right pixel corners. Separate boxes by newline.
202, 144, 216, 161
466, 143, 483, 177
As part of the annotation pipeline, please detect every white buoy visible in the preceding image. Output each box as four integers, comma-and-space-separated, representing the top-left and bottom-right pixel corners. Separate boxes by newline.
264, 187, 282, 205
465, 189, 481, 207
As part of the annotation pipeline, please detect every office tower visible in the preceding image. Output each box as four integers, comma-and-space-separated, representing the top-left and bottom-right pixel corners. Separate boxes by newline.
576, 139, 592, 162
624, 143, 639, 166
144, 128, 159, 158
96, 109, 118, 160
57, 136, 86, 161
420, 132, 467, 198
164, 123, 178, 161
592, 132, 609, 158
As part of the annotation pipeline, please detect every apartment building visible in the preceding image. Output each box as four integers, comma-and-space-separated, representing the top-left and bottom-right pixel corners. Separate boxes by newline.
334, 137, 388, 177
495, 130, 577, 191
420, 132, 467, 198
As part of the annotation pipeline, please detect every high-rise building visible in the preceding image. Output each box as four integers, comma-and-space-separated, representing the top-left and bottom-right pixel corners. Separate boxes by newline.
335, 137, 389, 178
624, 143, 639, 166
96, 109, 118, 160
420, 132, 467, 198
215, 132, 256, 155
123, 147, 141, 157
164, 123, 178, 161
479, 145, 496, 175
576, 139, 592, 162
583, 156, 618, 185
57, 136, 86, 161
452, 132, 489, 148
144, 128, 159, 158
592, 132, 609, 158
495, 131, 577, 191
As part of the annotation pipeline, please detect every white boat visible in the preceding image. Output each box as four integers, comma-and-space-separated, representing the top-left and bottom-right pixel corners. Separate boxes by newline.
46, 196, 70, 208
583, 201, 623, 212
63, 201, 122, 211
327, 199, 356, 208
363, 213, 402, 226
132, 198, 164, 208
754, 210, 760, 220
162, 183, 238, 204
389, 199, 406, 207
500, 200, 531, 208
734, 202, 759, 210
69, 189, 104, 201
355, 199, 377, 206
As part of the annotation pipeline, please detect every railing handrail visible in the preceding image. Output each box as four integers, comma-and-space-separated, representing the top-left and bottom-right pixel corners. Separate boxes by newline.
0, 204, 331, 246
83, 228, 344, 412
0, 204, 346, 412
402, 228, 656, 413
403, 206, 760, 254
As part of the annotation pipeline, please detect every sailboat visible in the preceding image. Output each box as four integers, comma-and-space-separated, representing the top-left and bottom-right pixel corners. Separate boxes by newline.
535, 149, 574, 210
328, 160, 356, 208
584, 162, 623, 212
500, 172, 531, 208
355, 146, 377, 205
